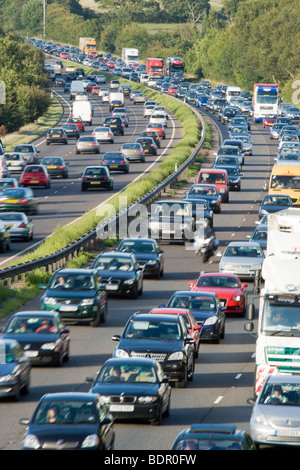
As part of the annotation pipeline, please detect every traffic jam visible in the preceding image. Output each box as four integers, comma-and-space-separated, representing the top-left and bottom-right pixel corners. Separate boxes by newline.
0, 37, 300, 451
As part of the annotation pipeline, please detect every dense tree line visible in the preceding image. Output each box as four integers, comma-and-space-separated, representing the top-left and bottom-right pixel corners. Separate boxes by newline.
0, 34, 51, 133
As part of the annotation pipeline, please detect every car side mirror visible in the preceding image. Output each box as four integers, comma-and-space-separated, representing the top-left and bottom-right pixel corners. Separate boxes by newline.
112, 334, 121, 342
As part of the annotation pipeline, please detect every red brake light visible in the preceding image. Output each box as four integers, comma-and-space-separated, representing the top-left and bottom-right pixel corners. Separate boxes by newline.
19, 199, 28, 204
59, 165, 64, 169
19, 222, 26, 228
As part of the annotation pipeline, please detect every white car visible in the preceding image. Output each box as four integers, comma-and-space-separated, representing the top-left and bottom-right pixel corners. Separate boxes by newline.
92, 127, 114, 144
149, 112, 168, 128
152, 106, 169, 120
95, 75, 106, 84
144, 105, 156, 118
219, 241, 264, 280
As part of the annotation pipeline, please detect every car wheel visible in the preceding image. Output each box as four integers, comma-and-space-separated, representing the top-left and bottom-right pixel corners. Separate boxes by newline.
100, 302, 107, 323
213, 328, 221, 344
81, 185, 87, 192
151, 406, 162, 426
175, 366, 187, 388
90, 310, 100, 327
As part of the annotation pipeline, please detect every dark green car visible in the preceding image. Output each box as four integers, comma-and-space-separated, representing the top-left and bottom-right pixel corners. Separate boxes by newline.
40, 268, 107, 327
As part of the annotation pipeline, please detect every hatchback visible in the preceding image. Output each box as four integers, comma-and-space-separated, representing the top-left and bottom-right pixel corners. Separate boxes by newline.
120, 143, 145, 162
100, 152, 129, 173
75, 136, 100, 154
81, 166, 113, 191
0, 212, 33, 240
41, 157, 69, 179
20, 165, 51, 189
92, 127, 114, 144
46, 128, 68, 145
4, 152, 26, 172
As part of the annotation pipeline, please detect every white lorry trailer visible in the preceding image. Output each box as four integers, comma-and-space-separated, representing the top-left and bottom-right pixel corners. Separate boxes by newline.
70, 80, 85, 100
245, 208, 300, 395
121, 48, 139, 67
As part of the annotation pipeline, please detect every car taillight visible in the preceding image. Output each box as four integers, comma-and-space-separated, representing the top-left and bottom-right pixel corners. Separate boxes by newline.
103, 176, 108, 180
137, 149, 142, 153
59, 165, 64, 169
120, 159, 126, 163
82, 176, 87, 180
19, 199, 28, 204
19, 222, 26, 228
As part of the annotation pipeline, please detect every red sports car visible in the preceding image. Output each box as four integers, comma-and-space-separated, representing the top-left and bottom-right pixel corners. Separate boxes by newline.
20, 165, 51, 189
148, 307, 201, 358
188, 272, 248, 316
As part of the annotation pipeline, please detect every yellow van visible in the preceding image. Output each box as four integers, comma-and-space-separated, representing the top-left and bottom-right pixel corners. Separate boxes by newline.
269, 162, 300, 205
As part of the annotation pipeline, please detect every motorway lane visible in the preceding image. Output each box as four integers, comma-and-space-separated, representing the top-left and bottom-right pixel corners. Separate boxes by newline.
0, 107, 274, 450
0, 84, 182, 266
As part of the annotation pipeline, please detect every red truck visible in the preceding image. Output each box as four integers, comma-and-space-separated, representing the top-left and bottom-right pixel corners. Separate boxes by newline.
145, 58, 164, 76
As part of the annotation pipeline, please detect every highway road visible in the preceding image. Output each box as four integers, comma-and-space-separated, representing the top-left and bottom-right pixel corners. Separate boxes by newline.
0, 79, 276, 449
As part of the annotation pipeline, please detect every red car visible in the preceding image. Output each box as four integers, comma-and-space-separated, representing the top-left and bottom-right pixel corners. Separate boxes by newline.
188, 272, 248, 316
263, 114, 277, 128
20, 165, 51, 189
148, 307, 201, 358
146, 123, 165, 139
59, 52, 69, 59
168, 85, 178, 95
67, 117, 85, 132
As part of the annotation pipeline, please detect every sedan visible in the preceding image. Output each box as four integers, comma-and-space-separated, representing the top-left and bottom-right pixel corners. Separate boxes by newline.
20, 165, 51, 189
81, 166, 113, 191
149, 112, 168, 128
259, 194, 293, 219
0, 188, 38, 214
86, 357, 171, 425
133, 93, 148, 104
13, 144, 40, 164
248, 375, 300, 448
46, 128, 68, 145
75, 136, 100, 154
92, 252, 143, 298
166, 291, 226, 343
171, 424, 254, 450
135, 137, 157, 156
19, 392, 115, 450
1, 311, 70, 366
61, 123, 80, 140
120, 143, 145, 162
185, 184, 222, 214
149, 308, 201, 358
188, 272, 248, 316
4, 152, 26, 172
92, 126, 114, 143
117, 238, 164, 278
40, 268, 107, 327
219, 241, 264, 280
0, 212, 33, 241
100, 152, 129, 173
41, 157, 69, 179
0, 338, 31, 401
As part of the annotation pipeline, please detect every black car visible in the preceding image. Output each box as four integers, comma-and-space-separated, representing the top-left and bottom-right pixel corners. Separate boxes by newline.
102, 116, 124, 136
112, 312, 195, 388
66, 72, 77, 81
181, 197, 214, 228
92, 252, 143, 298
100, 152, 129, 173
135, 137, 157, 155
214, 164, 241, 191
166, 291, 226, 343
19, 392, 115, 450
0, 187, 39, 215
41, 157, 69, 178
140, 130, 161, 148
46, 128, 68, 145
86, 357, 171, 425
0, 338, 31, 401
61, 123, 80, 140
1, 311, 70, 366
185, 184, 222, 214
40, 268, 108, 327
81, 166, 113, 191
117, 238, 164, 278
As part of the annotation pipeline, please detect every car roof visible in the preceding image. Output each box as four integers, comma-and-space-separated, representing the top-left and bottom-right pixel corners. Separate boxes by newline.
9, 311, 61, 319
265, 375, 300, 385
41, 392, 98, 402
103, 357, 157, 367
172, 290, 217, 297
149, 308, 190, 315
131, 313, 182, 322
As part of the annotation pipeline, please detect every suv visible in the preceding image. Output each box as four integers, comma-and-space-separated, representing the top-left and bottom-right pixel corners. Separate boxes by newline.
197, 169, 230, 203
112, 312, 195, 388
102, 116, 124, 136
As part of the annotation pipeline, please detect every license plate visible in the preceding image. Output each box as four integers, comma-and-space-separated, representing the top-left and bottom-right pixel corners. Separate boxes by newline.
110, 165, 118, 168
84, 143, 90, 146
48, 166, 57, 169
60, 305, 78, 312
52, 135, 60, 137
4, 224, 13, 228
111, 125, 117, 127
90, 181, 100, 184
30, 180, 39, 183
110, 404, 134, 412
26, 351, 38, 357
106, 284, 118, 290
6, 199, 18, 203
275, 430, 300, 438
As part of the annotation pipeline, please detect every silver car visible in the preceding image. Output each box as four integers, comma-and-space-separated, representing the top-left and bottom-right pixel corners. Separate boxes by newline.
92, 127, 114, 144
75, 136, 100, 154
248, 375, 300, 448
219, 241, 264, 280
0, 212, 33, 240
4, 152, 26, 172
120, 143, 145, 162
13, 144, 40, 164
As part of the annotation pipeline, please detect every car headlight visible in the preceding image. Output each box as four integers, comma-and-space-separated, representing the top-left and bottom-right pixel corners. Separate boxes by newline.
168, 351, 184, 360
41, 342, 56, 351
81, 298, 95, 305
211, 199, 218, 203
99, 395, 110, 404
23, 434, 40, 450
43, 297, 57, 305
81, 434, 100, 449
124, 279, 135, 285
219, 188, 225, 193
115, 349, 129, 358
231, 295, 241, 301
137, 396, 158, 404
147, 260, 157, 266
204, 315, 218, 325
253, 413, 269, 426
252, 264, 262, 269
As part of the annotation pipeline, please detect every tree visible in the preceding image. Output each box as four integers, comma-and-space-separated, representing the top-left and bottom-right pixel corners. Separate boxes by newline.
161, 0, 210, 25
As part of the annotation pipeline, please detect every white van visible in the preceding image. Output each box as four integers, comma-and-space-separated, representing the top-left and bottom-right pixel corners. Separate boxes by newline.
226, 86, 241, 104
72, 101, 93, 126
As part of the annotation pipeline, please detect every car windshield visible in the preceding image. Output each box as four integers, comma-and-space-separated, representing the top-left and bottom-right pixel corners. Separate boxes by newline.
189, 186, 218, 196
0, 213, 23, 221
94, 256, 134, 272
224, 245, 262, 257
169, 295, 216, 311
24, 167, 43, 173
32, 399, 98, 425
103, 153, 123, 160
2, 189, 25, 197
218, 147, 239, 155
122, 144, 140, 150
42, 159, 62, 165
270, 176, 300, 189
49, 273, 96, 290
262, 196, 291, 206
259, 382, 300, 406
198, 173, 226, 184
5, 154, 21, 161
98, 364, 157, 383
252, 229, 267, 241
124, 320, 181, 341
153, 202, 189, 217
79, 137, 95, 142
196, 276, 239, 288
173, 438, 242, 450
118, 241, 156, 253
14, 146, 33, 153
5, 316, 57, 335
84, 168, 107, 176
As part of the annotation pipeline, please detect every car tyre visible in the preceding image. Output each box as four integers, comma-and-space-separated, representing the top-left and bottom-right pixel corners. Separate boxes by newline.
175, 366, 187, 388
